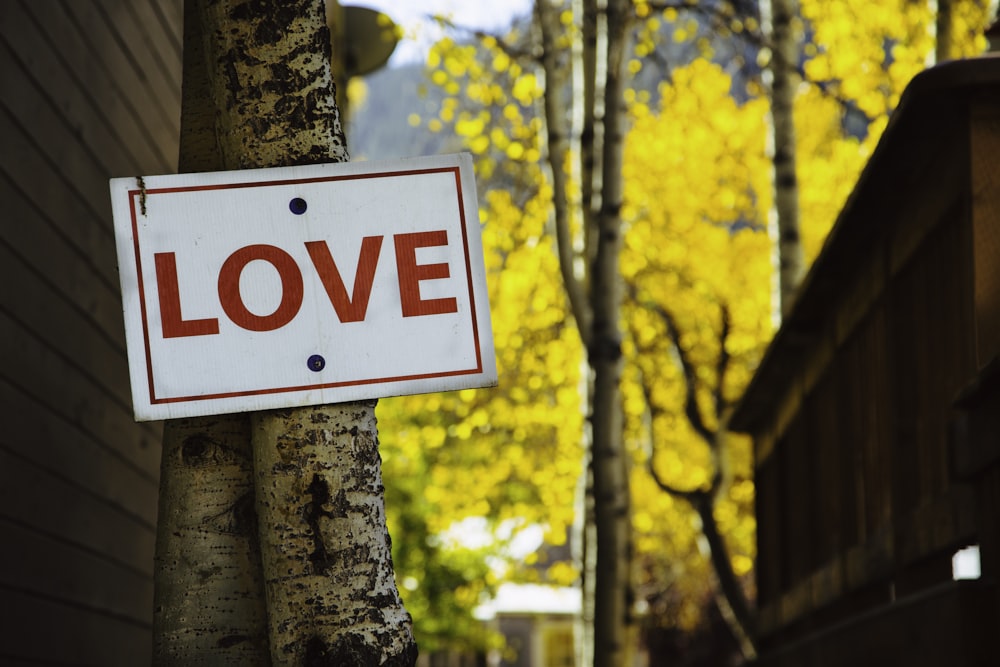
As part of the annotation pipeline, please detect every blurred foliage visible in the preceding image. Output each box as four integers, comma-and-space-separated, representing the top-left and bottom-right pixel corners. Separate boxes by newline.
362, 0, 995, 653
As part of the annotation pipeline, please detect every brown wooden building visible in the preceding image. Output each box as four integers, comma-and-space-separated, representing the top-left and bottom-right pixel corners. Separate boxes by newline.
0, 1, 181, 662
730, 57, 1000, 665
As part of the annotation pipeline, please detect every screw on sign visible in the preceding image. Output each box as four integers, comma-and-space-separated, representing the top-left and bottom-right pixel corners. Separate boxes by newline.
110, 154, 496, 421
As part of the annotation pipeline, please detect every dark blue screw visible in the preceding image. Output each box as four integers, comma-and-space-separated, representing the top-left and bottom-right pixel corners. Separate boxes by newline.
289, 197, 307, 215
307, 354, 325, 372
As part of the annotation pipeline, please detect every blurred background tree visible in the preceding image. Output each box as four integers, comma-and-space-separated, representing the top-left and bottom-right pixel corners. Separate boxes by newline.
347, 0, 995, 662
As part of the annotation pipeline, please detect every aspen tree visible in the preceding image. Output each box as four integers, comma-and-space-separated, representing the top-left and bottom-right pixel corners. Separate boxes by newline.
153, 4, 269, 663
761, 0, 805, 317
536, 0, 634, 663
154, 1, 416, 664
590, 2, 634, 662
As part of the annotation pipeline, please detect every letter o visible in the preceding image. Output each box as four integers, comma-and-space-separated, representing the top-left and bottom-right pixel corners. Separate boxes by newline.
217, 244, 304, 331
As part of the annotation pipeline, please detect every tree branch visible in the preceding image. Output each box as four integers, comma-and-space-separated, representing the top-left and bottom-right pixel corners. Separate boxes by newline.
636, 366, 757, 659
693, 493, 757, 658
714, 303, 732, 418
537, 0, 593, 347
644, 294, 716, 446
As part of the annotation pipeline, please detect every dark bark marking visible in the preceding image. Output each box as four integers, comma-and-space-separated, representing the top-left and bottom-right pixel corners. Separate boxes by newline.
180, 433, 240, 467
197, 565, 224, 583
588, 335, 623, 364
304, 473, 348, 573
180, 434, 212, 465
302, 632, 418, 667
203, 490, 257, 537
216, 634, 251, 648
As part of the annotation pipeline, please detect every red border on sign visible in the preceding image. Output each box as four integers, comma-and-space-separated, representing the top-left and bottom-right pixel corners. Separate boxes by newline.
127, 165, 486, 406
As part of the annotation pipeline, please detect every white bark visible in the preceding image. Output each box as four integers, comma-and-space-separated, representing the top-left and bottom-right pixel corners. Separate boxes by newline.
152, 3, 271, 661
153, 416, 269, 665
590, 0, 634, 665
252, 404, 416, 664
762, 0, 805, 318
154, 2, 416, 664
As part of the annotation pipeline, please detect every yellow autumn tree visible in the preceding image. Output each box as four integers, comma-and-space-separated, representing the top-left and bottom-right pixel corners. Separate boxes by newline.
377, 175, 586, 652
374, 0, 996, 659
621, 59, 771, 640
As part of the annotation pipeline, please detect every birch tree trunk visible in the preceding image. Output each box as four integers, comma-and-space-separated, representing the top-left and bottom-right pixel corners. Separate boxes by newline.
155, 1, 417, 664
152, 4, 269, 662
577, 3, 600, 663
590, 0, 634, 664
537, 2, 596, 663
154, 416, 270, 664
252, 404, 416, 664
537, 0, 631, 662
762, 0, 804, 317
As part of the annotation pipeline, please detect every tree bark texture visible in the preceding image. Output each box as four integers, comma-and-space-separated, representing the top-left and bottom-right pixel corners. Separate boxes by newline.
153, 1, 417, 664
252, 404, 416, 665
590, 0, 634, 665
576, 2, 600, 663
152, 4, 271, 663
195, 0, 349, 170
153, 416, 270, 665
581, 0, 602, 274
538, 0, 592, 344
763, 0, 805, 318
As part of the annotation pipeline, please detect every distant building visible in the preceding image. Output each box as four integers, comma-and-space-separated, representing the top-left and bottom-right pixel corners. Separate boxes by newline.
477, 583, 580, 667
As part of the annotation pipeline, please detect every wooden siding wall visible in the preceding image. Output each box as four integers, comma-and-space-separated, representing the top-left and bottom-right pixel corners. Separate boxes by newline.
754, 160, 978, 641
0, 1, 181, 663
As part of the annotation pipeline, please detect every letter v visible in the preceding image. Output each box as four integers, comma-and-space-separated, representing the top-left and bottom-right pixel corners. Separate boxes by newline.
305, 237, 383, 323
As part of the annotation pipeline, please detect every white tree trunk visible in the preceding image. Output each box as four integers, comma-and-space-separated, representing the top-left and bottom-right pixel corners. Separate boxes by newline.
762, 0, 805, 317
153, 416, 270, 665
152, 3, 271, 661
252, 404, 415, 664
154, 2, 416, 664
590, 0, 634, 665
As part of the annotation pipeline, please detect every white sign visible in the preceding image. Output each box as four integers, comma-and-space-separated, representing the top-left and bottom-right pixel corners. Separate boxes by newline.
110, 153, 496, 421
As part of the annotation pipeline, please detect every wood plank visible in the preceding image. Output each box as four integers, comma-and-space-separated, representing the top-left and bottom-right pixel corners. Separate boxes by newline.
0, 516, 152, 624
0, 584, 150, 666
971, 99, 1000, 367
886, 118, 967, 278
115, 0, 183, 96
0, 312, 161, 478
148, 0, 184, 60
0, 105, 119, 290
845, 527, 894, 592
0, 38, 120, 241
895, 485, 978, 568
755, 460, 782, 607
808, 374, 843, 564
759, 581, 996, 667
0, 0, 163, 180
0, 446, 155, 575
0, 240, 133, 409
14, 0, 174, 173
62, 0, 180, 143
858, 306, 892, 540
0, 174, 125, 346
834, 248, 885, 348
0, 377, 159, 529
